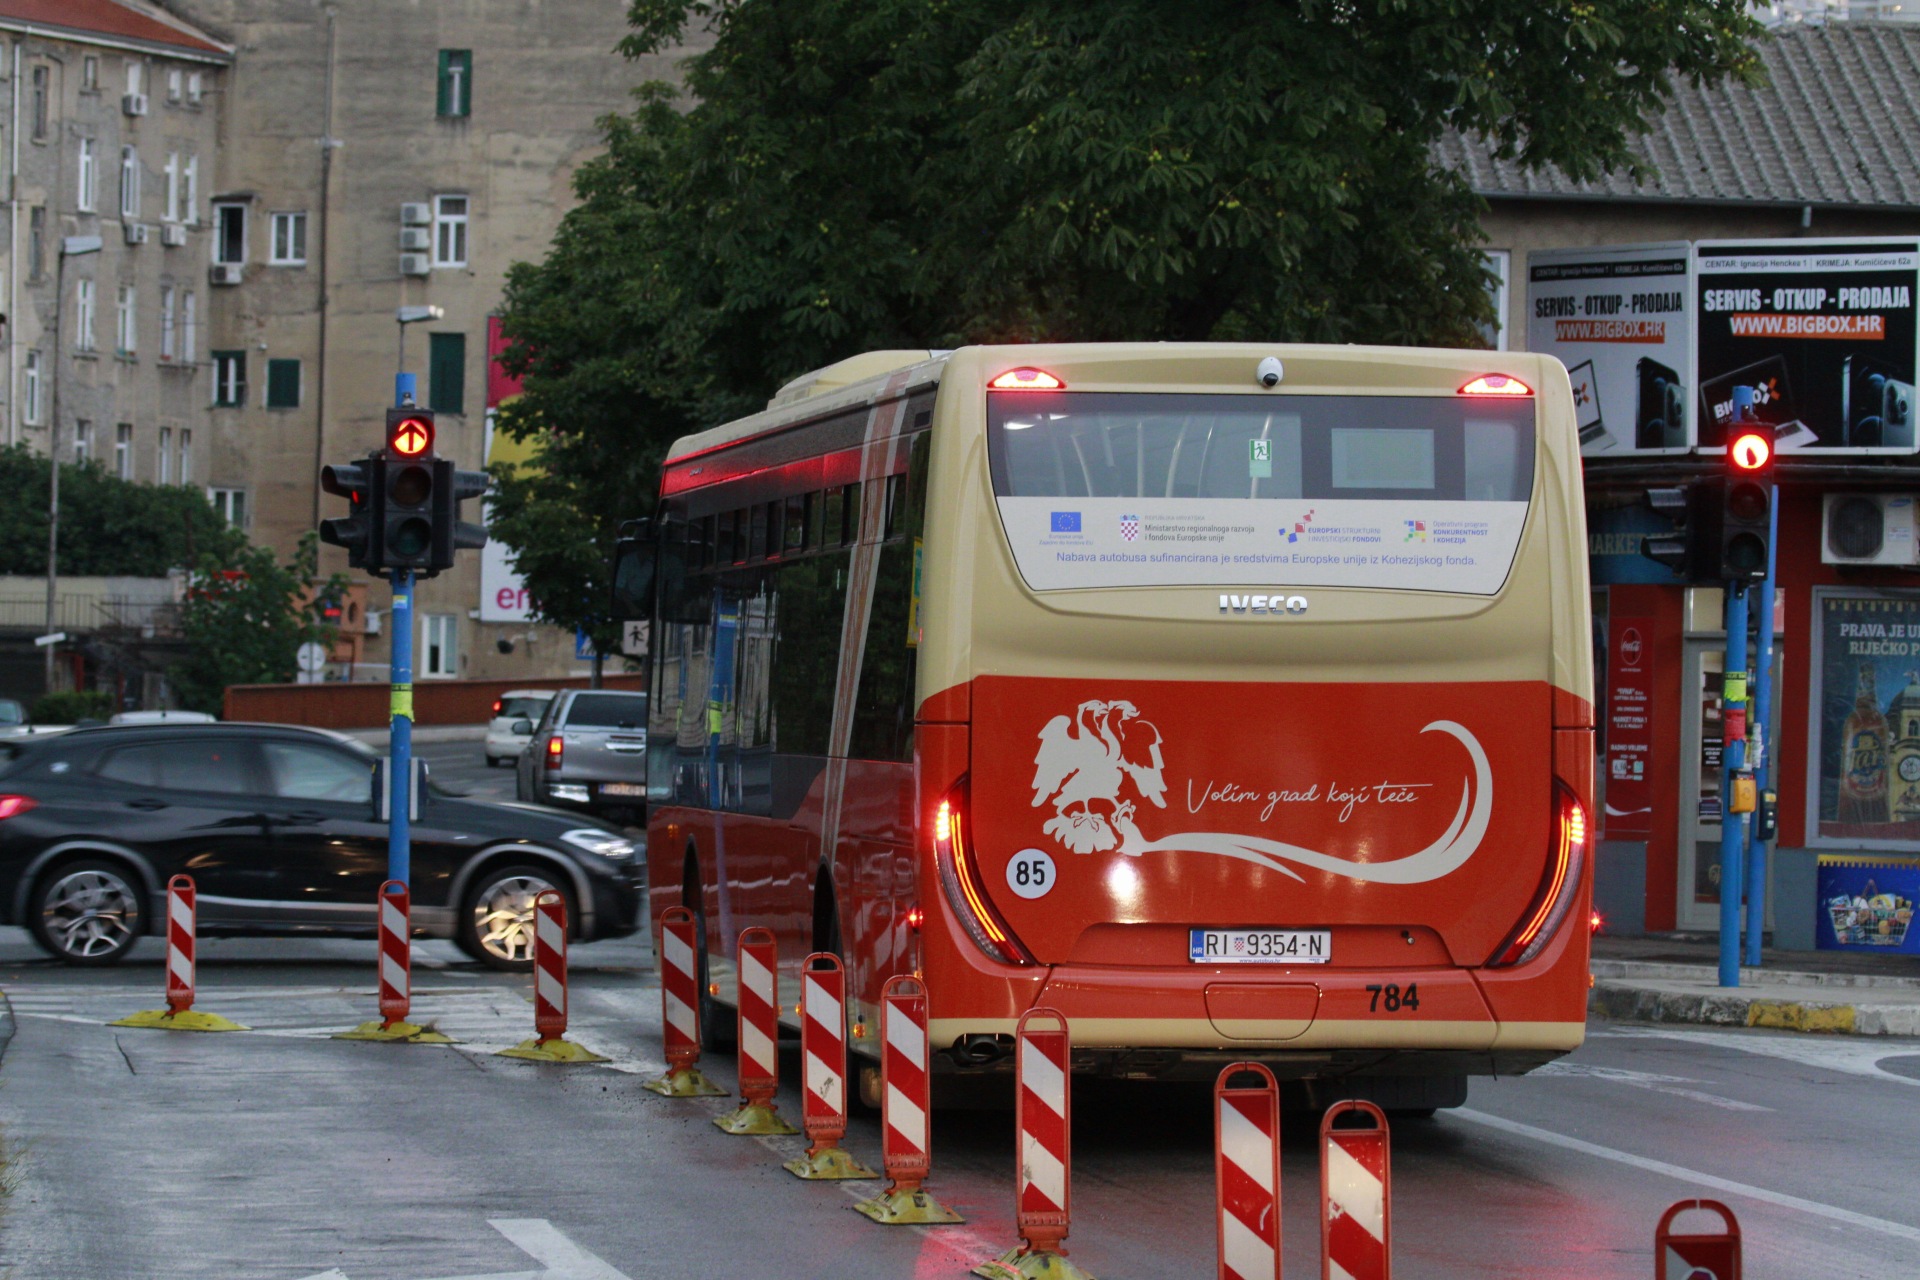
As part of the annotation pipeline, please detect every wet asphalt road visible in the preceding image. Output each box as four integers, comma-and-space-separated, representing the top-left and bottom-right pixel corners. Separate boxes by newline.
0, 739, 1916, 1277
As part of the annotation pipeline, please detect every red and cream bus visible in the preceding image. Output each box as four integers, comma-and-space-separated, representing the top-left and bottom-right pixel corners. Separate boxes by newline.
635, 342, 1593, 1110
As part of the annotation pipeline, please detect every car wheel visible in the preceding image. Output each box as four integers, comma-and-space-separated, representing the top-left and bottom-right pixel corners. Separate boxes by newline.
31, 859, 144, 965
461, 865, 567, 971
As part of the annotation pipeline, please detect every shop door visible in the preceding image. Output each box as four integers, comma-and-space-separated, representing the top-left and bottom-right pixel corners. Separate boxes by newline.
1678, 638, 1784, 933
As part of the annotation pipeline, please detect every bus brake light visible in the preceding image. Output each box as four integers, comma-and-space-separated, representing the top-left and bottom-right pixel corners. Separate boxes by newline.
989, 368, 1065, 391
932, 785, 1031, 966
1459, 374, 1532, 397
1489, 783, 1588, 967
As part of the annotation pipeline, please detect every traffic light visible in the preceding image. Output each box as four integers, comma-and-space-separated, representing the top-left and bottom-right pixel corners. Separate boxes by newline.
430, 459, 488, 572
1640, 483, 1712, 581
319, 456, 383, 570
1717, 421, 1775, 581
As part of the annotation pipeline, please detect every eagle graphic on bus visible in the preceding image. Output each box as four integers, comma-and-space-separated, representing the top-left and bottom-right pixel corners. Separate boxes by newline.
1029, 698, 1493, 884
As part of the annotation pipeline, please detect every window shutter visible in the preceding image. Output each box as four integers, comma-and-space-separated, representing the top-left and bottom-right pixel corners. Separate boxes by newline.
267, 358, 301, 409
436, 49, 450, 116
429, 333, 466, 415
460, 53, 472, 116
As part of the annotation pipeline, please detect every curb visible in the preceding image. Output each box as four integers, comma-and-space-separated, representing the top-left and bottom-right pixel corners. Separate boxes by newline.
1590, 980, 1920, 1036
1591, 958, 1920, 992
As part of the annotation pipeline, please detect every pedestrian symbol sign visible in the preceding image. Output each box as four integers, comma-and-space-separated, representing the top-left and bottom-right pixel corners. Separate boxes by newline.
1249, 437, 1273, 479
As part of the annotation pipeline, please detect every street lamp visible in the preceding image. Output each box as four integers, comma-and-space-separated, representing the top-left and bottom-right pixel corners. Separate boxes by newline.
46, 235, 102, 695
395, 304, 443, 405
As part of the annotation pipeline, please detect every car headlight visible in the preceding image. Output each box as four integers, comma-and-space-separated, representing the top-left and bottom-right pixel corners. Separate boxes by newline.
561, 828, 634, 860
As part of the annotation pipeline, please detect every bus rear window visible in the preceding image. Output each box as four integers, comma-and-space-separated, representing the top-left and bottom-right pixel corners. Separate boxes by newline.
987, 391, 1535, 595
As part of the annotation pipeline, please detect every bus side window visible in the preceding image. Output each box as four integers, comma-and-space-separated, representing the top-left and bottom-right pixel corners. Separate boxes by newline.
842, 480, 863, 544
849, 434, 929, 763
749, 502, 769, 561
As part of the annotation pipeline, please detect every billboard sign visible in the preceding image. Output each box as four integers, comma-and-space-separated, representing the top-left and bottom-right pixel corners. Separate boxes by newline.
1526, 243, 1693, 457
1695, 238, 1918, 454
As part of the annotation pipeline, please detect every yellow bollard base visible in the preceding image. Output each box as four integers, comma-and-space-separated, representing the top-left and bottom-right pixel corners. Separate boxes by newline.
333, 1020, 456, 1044
851, 1186, 965, 1225
496, 1037, 609, 1063
641, 1067, 727, 1097
784, 1146, 879, 1180
713, 1101, 801, 1135
108, 1008, 247, 1033
971, 1247, 1096, 1280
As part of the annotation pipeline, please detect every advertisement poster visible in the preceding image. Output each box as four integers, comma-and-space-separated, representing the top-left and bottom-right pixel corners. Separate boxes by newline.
1526, 243, 1693, 457
1604, 615, 1655, 838
1695, 239, 1919, 453
1817, 858, 1920, 954
1811, 591, 1920, 849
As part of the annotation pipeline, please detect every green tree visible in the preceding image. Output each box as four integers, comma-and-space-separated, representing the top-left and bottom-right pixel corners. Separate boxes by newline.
170, 533, 349, 716
0, 444, 243, 576
493, 0, 1762, 629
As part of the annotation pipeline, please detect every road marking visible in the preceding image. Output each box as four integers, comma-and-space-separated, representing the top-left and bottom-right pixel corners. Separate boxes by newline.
1453, 1109, 1920, 1242
1530, 1061, 1773, 1111
1612, 1025, 1920, 1089
488, 1219, 631, 1280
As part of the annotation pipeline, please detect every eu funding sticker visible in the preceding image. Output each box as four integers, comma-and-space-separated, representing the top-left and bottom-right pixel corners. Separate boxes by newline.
997, 497, 1527, 594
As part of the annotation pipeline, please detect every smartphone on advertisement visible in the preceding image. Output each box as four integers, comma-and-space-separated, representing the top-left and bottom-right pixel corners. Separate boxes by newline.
1843, 355, 1917, 449
1635, 358, 1686, 449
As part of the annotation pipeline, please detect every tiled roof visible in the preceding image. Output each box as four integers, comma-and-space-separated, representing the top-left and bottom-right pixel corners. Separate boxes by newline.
0, 0, 228, 59
1437, 21, 1920, 210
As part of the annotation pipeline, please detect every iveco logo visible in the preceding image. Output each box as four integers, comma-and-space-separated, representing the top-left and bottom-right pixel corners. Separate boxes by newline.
1219, 594, 1308, 615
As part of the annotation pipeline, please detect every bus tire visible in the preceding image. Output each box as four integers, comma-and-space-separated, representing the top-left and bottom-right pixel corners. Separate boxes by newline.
687, 857, 735, 1051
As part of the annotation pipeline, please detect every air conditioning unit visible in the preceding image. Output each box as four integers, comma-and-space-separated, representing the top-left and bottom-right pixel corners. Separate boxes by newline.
399, 227, 431, 252
1824, 493, 1920, 566
123, 222, 150, 246
399, 252, 430, 277
122, 92, 148, 116
161, 223, 188, 247
400, 202, 431, 226
209, 262, 244, 286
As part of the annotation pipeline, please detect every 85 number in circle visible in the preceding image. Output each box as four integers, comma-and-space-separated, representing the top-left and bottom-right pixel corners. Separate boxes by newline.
1006, 848, 1056, 900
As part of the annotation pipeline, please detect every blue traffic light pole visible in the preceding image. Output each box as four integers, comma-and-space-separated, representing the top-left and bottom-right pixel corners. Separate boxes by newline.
388, 372, 416, 886
1744, 489, 1780, 966
1719, 582, 1749, 988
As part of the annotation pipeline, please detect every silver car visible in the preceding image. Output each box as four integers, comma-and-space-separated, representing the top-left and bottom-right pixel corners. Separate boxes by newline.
514, 689, 648, 823
485, 689, 555, 766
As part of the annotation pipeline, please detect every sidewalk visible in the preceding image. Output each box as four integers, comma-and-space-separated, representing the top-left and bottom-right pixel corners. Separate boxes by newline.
1589, 934, 1920, 1037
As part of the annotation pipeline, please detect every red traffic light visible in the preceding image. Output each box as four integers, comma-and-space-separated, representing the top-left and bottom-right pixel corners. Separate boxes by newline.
1730, 429, 1772, 471
389, 415, 433, 457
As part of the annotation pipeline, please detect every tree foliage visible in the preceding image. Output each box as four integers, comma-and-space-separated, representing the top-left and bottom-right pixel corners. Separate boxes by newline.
170, 534, 348, 716
0, 445, 243, 576
492, 0, 1763, 630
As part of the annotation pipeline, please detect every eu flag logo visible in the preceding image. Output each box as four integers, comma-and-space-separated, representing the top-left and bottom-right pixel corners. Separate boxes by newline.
1050, 512, 1082, 533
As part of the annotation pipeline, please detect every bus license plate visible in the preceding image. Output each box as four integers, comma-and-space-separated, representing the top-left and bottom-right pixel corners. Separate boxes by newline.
599, 782, 646, 797
1190, 929, 1330, 964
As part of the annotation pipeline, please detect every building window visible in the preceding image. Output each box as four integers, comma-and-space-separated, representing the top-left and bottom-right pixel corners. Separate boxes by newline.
270, 212, 307, 266
27, 207, 44, 282
126, 61, 144, 99
266, 358, 301, 409
78, 139, 97, 212
436, 50, 471, 118
82, 57, 99, 92
164, 153, 180, 223
422, 614, 458, 677
166, 68, 181, 103
23, 352, 41, 426
432, 195, 467, 268
179, 429, 192, 483
429, 332, 466, 415
209, 487, 246, 528
120, 146, 141, 220
74, 421, 92, 465
30, 66, 47, 141
114, 424, 133, 480
184, 156, 198, 225
116, 285, 137, 354
213, 203, 245, 264
186, 71, 202, 105
212, 351, 246, 407
182, 290, 197, 363
158, 427, 172, 483
160, 286, 177, 361
75, 280, 96, 353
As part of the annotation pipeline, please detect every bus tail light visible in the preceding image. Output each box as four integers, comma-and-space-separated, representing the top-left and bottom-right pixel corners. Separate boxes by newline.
1459, 374, 1532, 397
1488, 783, 1587, 968
989, 368, 1065, 391
932, 783, 1032, 966
546, 736, 564, 770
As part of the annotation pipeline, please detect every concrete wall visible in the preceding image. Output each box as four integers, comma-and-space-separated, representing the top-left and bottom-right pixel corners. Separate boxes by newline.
225, 671, 643, 728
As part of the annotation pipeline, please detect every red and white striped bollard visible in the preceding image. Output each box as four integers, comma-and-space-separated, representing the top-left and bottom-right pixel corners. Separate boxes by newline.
785, 952, 876, 1179
1321, 1100, 1391, 1280
378, 879, 410, 1028
496, 889, 607, 1062
643, 904, 723, 1095
715, 927, 799, 1134
108, 874, 245, 1032
1216, 1063, 1281, 1280
853, 974, 963, 1225
974, 1007, 1092, 1279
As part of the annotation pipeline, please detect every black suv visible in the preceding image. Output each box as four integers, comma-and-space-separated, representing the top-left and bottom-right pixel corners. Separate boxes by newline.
0, 723, 644, 969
